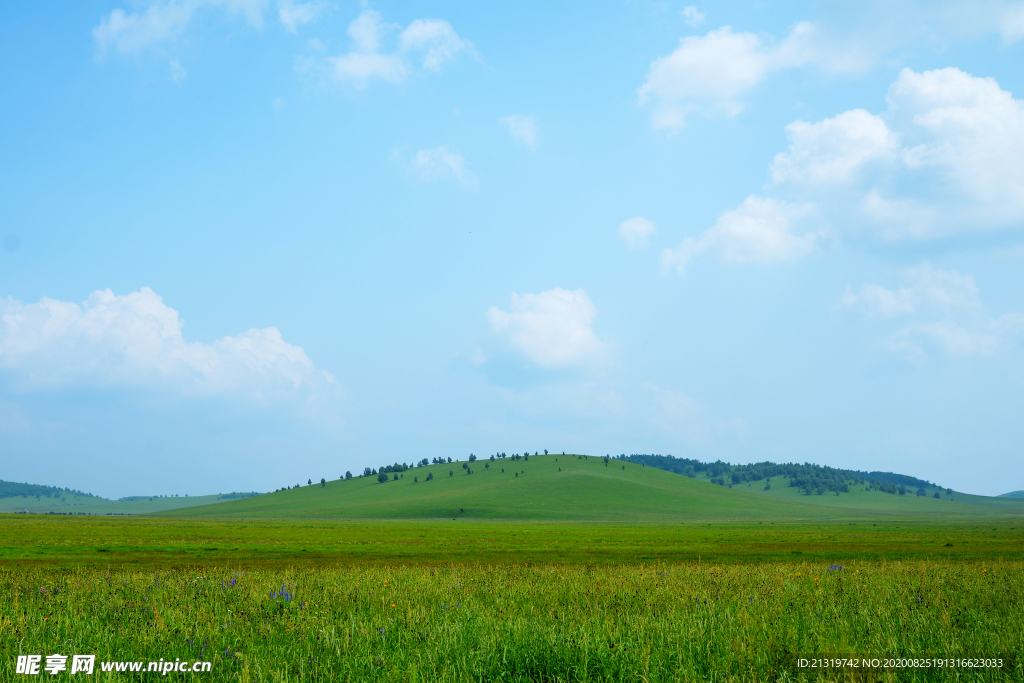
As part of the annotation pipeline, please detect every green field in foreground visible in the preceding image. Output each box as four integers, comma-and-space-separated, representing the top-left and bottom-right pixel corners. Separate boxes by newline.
157, 453, 1024, 522
4, 517, 1023, 680
3, 560, 1020, 681
3, 516, 1023, 566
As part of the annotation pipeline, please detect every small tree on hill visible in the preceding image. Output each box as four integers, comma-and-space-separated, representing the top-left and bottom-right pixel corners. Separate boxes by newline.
469, 454, 477, 462
377, 472, 389, 483
345, 471, 352, 480
320, 478, 326, 487
426, 472, 434, 481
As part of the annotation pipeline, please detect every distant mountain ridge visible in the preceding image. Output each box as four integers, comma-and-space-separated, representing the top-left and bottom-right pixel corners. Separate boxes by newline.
999, 491, 1024, 498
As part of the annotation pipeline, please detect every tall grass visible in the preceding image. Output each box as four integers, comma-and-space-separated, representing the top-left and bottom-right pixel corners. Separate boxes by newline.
3, 561, 1021, 681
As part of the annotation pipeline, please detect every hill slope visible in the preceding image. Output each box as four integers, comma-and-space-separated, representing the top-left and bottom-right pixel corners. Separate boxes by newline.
0, 487, 261, 516
164, 454, 1024, 521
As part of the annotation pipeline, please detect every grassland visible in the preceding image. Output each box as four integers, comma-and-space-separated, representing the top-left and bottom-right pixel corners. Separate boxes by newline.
700, 473, 1024, 513
6, 456, 1023, 680
3, 558, 1021, 681
2, 516, 1022, 567
0, 492, 260, 517
161, 454, 1024, 522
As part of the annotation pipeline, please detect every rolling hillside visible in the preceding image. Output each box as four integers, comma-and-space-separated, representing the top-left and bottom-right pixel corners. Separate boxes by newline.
164, 453, 1024, 521
0, 486, 261, 516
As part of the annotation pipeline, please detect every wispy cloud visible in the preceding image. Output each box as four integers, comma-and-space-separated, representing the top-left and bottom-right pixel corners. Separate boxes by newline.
842, 265, 979, 318
407, 146, 478, 189
278, 0, 327, 34
843, 265, 1023, 360
93, 0, 269, 54
323, 10, 473, 87
619, 217, 655, 249
499, 115, 538, 149
681, 6, 706, 28
488, 288, 607, 369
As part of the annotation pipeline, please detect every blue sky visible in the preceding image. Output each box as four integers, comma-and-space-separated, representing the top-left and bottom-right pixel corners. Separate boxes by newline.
2, 0, 1023, 498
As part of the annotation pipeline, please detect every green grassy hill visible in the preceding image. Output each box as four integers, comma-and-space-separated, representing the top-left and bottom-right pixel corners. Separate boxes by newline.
701, 473, 1024, 511
164, 453, 1024, 521
1001, 490, 1024, 499
0, 490, 261, 516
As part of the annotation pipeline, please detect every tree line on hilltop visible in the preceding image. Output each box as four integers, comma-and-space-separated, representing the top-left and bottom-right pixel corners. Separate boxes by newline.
0, 480, 98, 500
620, 454, 951, 498
273, 451, 557, 491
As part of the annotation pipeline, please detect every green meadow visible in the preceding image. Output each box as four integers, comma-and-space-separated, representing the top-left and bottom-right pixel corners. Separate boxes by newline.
0, 492, 259, 517
5, 455, 1024, 680
3, 516, 1024, 566
3, 554, 1021, 681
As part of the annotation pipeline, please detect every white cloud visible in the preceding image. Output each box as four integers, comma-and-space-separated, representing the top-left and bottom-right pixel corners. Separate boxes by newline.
346, 8, 392, 53
891, 322, 1000, 359
618, 216, 655, 249
324, 10, 472, 87
638, 2, 1024, 130
932, 0, 1024, 43
169, 59, 187, 82
842, 264, 980, 317
772, 68, 1024, 241
770, 109, 898, 187
408, 146, 478, 189
662, 196, 815, 273
681, 6, 706, 27
487, 288, 606, 368
638, 27, 773, 129
278, 0, 326, 34
329, 51, 407, 85
93, 0, 269, 54
844, 265, 1024, 360
399, 19, 474, 71
1003, 4, 1024, 41
0, 288, 336, 403
499, 115, 538, 150
636, 21, 869, 130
